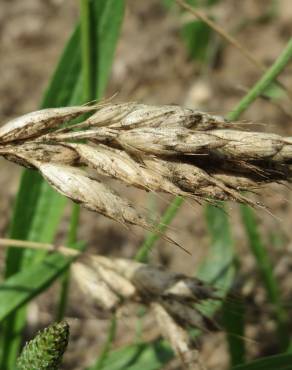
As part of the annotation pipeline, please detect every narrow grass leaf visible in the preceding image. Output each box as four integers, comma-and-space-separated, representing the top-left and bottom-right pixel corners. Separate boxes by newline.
197, 205, 245, 367
91, 0, 125, 98
232, 353, 292, 370
1, 171, 44, 369
240, 204, 289, 350
41, 25, 82, 108
222, 298, 246, 366
181, 21, 212, 62
0, 253, 77, 322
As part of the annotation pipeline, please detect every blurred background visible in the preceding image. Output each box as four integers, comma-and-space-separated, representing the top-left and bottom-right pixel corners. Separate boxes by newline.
0, 1, 292, 369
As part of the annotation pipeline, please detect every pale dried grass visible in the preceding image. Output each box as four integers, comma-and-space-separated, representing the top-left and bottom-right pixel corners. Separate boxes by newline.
1, 102, 291, 232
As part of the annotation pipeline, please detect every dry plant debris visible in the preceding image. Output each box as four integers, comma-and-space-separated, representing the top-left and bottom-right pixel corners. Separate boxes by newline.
72, 255, 217, 369
0, 102, 292, 232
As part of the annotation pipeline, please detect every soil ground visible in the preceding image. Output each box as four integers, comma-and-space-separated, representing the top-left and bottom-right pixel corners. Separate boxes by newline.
0, 1, 292, 369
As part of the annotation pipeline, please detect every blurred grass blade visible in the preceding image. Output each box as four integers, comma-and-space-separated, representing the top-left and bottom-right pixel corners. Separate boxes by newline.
198, 205, 234, 288
87, 340, 173, 370
91, 0, 125, 98
232, 353, 292, 370
1, 175, 67, 369
90, 316, 117, 370
163, 0, 219, 63
222, 298, 246, 367
181, 20, 212, 62
196, 205, 245, 367
26, 183, 67, 263
240, 205, 289, 350
135, 196, 184, 263
0, 253, 78, 322
5, 172, 43, 274
41, 25, 82, 108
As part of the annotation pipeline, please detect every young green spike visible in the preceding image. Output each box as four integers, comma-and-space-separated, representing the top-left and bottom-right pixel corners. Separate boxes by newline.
16, 321, 69, 370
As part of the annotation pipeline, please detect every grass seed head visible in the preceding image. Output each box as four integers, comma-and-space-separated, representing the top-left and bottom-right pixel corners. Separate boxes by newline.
16, 321, 69, 370
1, 102, 292, 233
85, 255, 219, 306
0, 105, 99, 144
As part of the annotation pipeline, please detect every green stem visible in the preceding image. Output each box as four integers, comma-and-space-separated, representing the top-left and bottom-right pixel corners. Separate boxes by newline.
56, 205, 80, 321
91, 316, 117, 370
228, 38, 292, 121
80, 0, 94, 101
240, 205, 289, 350
135, 197, 184, 262
135, 37, 292, 262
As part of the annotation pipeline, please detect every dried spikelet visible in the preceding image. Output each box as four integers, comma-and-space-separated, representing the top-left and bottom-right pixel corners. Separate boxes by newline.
112, 127, 224, 156
0, 143, 78, 169
83, 102, 229, 131
94, 264, 136, 299
103, 125, 292, 163
212, 172, 260, 190
0, 105, 99, 143
83, 102, 138, 128
152, 303, 207, 370
71, 255, 219, 368
68, 143, 189, 197
144, 157, 255, 205
73, 256, 218, 343
41, 127, 118, 142
72, 262, 120, 310
38, 163, 151, 229
160, 298, 208, 330
88, 255, 218, 303
209, 129, 289, 161
74, 254, 210, 368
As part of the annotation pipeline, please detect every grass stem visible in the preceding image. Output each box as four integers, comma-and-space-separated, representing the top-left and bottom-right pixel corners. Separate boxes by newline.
228, 38, 292, 121
135, 197, 184, 262
56, 205, 80, 321
90, 316, 117, 370
240, 205, 289, 350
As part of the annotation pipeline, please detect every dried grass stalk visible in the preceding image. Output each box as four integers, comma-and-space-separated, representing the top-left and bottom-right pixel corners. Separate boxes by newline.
1, 102, 292, 231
